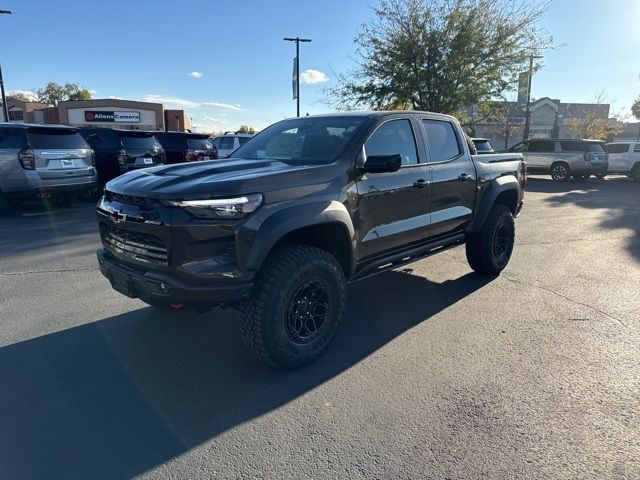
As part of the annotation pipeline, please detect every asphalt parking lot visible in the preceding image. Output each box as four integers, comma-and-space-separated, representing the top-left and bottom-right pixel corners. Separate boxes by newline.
0, 176, 638, 479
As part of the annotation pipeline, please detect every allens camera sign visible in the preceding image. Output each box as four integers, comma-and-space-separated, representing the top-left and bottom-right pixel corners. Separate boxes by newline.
84, 111, 140, 123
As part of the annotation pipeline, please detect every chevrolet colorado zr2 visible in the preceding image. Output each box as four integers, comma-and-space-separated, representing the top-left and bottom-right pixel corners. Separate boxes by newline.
96, 111, 525, 368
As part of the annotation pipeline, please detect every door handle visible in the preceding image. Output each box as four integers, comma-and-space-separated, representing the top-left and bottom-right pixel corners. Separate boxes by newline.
413, 179, 428, 188
458, 173, 473, 181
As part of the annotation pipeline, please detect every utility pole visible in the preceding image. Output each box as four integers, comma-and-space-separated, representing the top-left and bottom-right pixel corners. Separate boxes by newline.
0, 9, 12, 123
284, 36, 311, 117
522, 53, 544, 141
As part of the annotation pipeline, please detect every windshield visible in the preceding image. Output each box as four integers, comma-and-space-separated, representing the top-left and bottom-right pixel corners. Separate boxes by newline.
28, 129, 88, 149
121, 133, 161, 150
187, 137, 213, 150
231, 117, 366, 164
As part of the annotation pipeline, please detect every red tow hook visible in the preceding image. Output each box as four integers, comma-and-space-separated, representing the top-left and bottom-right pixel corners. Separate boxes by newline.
170, 303, 184, 310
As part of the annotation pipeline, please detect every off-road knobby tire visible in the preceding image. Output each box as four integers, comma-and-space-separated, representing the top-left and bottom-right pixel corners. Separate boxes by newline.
465, 204, 515, 275
240, 245, 347, 369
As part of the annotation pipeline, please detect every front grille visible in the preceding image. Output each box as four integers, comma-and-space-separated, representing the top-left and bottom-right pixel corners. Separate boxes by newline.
100, 224, 168, 266
105, 191, 165, 209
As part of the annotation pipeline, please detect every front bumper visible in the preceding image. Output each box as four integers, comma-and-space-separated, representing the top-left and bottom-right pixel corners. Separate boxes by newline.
97, 248, 253, 305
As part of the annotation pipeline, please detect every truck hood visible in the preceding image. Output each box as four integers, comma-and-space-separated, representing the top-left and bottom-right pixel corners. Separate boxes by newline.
105, 157, 340, 199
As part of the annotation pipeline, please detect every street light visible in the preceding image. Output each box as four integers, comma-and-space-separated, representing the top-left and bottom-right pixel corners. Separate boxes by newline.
284, 36, 311, 117
0, 9, 12, 123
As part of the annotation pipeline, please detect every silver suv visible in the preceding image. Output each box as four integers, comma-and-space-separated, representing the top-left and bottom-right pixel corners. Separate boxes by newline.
509, 138, 608, 181
0, 123, 96, 213
211, 132, 253, 158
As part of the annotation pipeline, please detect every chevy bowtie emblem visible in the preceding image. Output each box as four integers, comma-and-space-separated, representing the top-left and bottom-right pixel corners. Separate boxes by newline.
109, 211, 127, 223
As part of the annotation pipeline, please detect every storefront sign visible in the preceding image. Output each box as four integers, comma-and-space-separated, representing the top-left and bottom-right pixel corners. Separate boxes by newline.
84, 111, 140, 123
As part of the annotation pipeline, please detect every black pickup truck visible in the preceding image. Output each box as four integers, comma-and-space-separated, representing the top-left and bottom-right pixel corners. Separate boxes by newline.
96, 111, 525, 367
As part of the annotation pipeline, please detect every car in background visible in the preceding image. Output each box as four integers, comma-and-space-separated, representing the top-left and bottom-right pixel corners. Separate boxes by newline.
80, 128, 165, 191
604, 142, 640, 182
0, 123, 96, 213
211, 131, 253, 158
154, 132, 218, 164
509, 138, 608, 181
472, 138, 495, 154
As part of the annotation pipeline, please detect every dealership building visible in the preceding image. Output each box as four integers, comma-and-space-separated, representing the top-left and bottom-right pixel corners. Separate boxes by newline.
1, 98, 191, 132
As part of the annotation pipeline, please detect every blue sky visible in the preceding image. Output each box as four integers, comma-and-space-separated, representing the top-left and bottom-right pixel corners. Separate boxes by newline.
1, 0, 639, 131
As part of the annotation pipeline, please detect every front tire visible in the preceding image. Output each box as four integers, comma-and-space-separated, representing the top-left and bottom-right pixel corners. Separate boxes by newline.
594, 172, 606, 179
550, 162, 570, 181
466, 204, 515, 275
631, 164, 640, 183
240, 245, 347, 368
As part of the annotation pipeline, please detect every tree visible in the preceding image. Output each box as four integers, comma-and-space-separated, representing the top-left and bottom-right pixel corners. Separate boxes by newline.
328, 0, 552, 114
566, 90, 623, 140
6, 91, 35, 102
35, 82, 92, 107
238, 124, 256, 134
631, 96, 640, 141
481, 98, 526, 149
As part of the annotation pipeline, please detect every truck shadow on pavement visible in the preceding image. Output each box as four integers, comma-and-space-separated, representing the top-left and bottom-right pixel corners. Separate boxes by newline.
527, 176, 640, 262
0, 269, 494, 480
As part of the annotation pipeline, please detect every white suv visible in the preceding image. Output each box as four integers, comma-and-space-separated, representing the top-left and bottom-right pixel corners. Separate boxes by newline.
605, 142, 640, 181
211, 132, 253, 158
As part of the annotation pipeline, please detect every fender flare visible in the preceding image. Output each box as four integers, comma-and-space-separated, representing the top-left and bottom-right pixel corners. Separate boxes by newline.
238, 201, 356, 274
468, 176, 521, 234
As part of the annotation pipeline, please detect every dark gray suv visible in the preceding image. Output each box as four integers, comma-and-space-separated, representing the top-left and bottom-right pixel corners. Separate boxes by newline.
0, 123, 96, 212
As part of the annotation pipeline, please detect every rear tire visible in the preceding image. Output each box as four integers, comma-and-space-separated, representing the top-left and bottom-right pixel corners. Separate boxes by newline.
240, 245, 347, 368
550, 162, 570, 181
595, 172, 606, 179
631, 164, 640, 182
47, 192, 78, 207
0, 193, 11, 216
466, 204, 515, 275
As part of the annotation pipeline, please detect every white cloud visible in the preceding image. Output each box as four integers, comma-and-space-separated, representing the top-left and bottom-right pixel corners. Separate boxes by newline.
89, 89, 98, 94
202, 102, 246, 111
108, 95, 123, 100
189, 71, 203, 78
300, 69, 329, 85
144, 94, 200, 108
7, 89, 39, 101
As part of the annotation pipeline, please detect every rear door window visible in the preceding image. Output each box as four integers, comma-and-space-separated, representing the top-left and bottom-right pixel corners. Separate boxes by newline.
238, 136, 251, 146
365, 119, 419, 166
0, 128, 26, 149
422, 119, 461, 162
511, 142, 529, 152
27, 128, 89, 149
529, 141, 555, 152
560, 141, 587, 152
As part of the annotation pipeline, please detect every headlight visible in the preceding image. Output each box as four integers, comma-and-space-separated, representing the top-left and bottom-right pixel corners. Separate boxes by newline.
171, 193, 263, 219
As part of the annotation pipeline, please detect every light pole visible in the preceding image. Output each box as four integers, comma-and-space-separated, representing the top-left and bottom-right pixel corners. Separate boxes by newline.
284, 36, 311, 117
0, 9, 12, 123
522, 53, 543, 141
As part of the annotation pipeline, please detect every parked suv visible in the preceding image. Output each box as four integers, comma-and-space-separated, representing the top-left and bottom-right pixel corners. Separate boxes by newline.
509, 138, 608, 181
211, 132, 253, 158
96, 111, 525, 368
80, 128, 165, 191
0, 123, 96, 212
154, 132, 218, 164
604, 142, 640, 181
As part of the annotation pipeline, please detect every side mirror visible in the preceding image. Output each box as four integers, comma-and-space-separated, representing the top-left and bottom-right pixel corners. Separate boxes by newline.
363, 154, 402, 173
